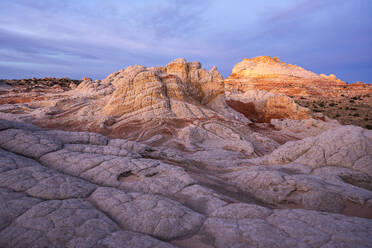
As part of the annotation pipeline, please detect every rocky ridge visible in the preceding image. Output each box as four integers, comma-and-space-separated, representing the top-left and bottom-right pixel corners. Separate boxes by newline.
0, 58, 371, 247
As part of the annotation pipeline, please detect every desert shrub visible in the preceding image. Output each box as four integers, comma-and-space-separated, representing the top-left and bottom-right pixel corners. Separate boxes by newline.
366, 125, 372, 130
341, 94, 345, 97
349, 100, 355, 103
353, 113, 360, 117
345, 107, 349, 110
329, 103, 336, 107
318, 102, 325, 107
335, 114, 340, 117
364, 118, 369, 121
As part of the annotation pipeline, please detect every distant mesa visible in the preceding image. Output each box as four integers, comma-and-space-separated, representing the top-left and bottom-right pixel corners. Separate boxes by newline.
230, 56, 343, 82
225, 56, 372, 98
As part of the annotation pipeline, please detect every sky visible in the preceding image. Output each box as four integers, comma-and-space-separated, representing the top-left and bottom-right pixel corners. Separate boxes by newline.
0, 0, 371, 83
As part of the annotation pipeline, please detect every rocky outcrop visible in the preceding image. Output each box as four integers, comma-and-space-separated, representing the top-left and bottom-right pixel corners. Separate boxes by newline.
12, 59, 224, 142
225, 56, 371, 97
225, 56, 347, 96
224, 56, 372, 128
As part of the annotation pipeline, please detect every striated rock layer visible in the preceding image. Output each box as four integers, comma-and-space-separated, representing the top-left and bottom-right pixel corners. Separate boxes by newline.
224, 56, 372, 128
0, 58, 371, 247
224, 56, 369, 97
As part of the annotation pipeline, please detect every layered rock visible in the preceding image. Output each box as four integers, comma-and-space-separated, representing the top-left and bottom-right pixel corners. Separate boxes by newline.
224, 56, 372, 128
225, 56, 372, 97
225, 56, 347, 97
0, 58, 372, 247
226, 90, 311, 122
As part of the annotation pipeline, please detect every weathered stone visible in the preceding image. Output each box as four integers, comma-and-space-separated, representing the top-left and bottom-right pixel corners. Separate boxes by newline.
89, 187, 205, 240
0, 57, 371, 248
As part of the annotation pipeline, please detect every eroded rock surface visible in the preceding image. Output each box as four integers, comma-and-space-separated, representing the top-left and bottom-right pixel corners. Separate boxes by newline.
226, 90, 311, 122
0, 118, 371, 247
0, 58, 372, 247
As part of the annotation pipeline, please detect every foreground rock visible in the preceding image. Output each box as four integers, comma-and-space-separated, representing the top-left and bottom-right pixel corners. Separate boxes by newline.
0, 119, 371, 247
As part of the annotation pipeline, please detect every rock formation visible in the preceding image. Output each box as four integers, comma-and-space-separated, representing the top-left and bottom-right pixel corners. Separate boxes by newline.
225, 56, 348, 97
225, 56, 372, 128
0, 58, 371, 248
226, 90, 311, 122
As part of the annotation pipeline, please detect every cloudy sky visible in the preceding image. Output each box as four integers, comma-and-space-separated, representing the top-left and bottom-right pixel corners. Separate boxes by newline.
1, 0, 371, 83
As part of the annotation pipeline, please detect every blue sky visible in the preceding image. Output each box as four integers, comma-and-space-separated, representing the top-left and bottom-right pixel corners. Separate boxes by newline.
0, 0, 371, 83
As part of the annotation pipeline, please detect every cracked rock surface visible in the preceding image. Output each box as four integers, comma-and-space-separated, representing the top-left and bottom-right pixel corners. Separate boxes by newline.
0, 119, 371, 248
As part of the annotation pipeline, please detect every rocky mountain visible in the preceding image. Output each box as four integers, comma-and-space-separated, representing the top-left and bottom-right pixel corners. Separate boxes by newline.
0, 58, 371, 248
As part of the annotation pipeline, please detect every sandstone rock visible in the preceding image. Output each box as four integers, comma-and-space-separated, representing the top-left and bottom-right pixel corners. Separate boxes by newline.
89, 187, 205, 240
0, 120, 371, 247
0, 148, 96, 199
0, 198, 173, 248
270, 117, 340, 139
249, 125, 372, 171
40, 148, 196, 196
0, 128, 62, 159
0, 188, 42, 231
226, 90, 311, 122
210, 203, 272, 219
226, 126, 372, 213
175, 184, 228, 215
166, 58, 189, 83
226, 56, 347, 95
1, 57, 372, 247
224, 56, 372, 128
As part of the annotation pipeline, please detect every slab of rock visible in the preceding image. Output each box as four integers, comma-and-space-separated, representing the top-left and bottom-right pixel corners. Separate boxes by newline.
89, 187, 205, 240
0, 198, 174, 248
